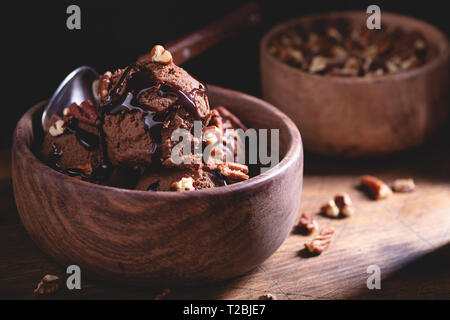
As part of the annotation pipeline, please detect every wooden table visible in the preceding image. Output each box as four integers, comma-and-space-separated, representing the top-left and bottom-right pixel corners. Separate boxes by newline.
1, 128, 449, 299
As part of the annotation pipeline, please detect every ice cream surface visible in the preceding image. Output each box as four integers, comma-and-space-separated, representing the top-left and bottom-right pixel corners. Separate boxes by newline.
41, 45, 250, 191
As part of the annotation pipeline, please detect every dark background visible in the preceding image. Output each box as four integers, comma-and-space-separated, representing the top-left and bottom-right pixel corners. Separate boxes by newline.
2, 0, 448, 148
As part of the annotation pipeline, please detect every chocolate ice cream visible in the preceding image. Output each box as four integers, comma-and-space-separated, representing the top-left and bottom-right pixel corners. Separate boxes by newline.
41, 100, 104, 179
136, 164, 227, 191
41, 45, 251, 191
100, 50, 210, 171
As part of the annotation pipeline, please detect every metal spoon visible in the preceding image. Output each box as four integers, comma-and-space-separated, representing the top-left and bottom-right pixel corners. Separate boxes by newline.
41, 3, 262, 131
42, 66, 99, 131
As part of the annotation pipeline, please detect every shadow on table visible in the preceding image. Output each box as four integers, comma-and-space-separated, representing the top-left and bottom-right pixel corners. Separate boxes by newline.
346, 241, 450, 299
303, 125, 450, 183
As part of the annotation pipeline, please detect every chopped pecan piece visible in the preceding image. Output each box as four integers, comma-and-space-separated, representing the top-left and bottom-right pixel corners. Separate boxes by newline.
49, 119, 66, 137
72, 163, 93, 177
98, 71, 112, 99
309, 56, 329, 73
68, 99, 98, 125
209, 109, 224, 133
217, 162, 249, 183
150, 45, 173, 65
202, 126, 222, 146
215, 106, 248, 131
334, 192, 355, 217
294, 213, 318, 235
320, 199, 340, 218
258, 293, 277, 300
359, 175, 392, 200
268, 22, 429, 77
154, 288, 171, 300
171, 176, 196, 192
392, 178, 415, 193
305, 226, 335, 255
34, 274, 61, 295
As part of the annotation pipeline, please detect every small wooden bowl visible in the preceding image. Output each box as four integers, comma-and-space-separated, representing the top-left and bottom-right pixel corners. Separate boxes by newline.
261, 11, 449, 157
11, 85, 303, 285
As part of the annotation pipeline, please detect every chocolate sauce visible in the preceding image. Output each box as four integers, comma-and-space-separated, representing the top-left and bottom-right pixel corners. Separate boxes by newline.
102, 64, 206, 122
157, 83, 203, 120
66, 118, 99, 151
146, 181, 160, 191
64, 159, 112, 182
209, 170, 228, 187
48, 143, 63, 169
65, 168, 88, 178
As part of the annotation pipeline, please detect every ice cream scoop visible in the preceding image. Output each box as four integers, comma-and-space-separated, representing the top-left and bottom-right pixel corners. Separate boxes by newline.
41, 3, 261, 131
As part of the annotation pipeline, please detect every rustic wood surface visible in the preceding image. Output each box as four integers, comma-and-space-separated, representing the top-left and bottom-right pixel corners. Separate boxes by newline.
1, 124, 449, 299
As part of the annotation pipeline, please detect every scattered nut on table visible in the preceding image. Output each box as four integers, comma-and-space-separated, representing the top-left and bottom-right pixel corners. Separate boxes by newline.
154, 288, 171, 300
321, 199, 340, 218
334, 192, 355, 217
34, 274, 61, 295
293, 213, 319, 235
258, 293, 277, 300
392, 178, 415, 193
305, 226, 335, 255
359, 175, 392, 200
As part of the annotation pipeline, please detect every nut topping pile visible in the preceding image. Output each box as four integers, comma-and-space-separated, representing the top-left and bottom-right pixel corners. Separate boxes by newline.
268, 19, 431, 77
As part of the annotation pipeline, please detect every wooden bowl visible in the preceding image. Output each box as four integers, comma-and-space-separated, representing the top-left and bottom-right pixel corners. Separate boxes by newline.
11, 85, 303, 285
261, 11, 449, 157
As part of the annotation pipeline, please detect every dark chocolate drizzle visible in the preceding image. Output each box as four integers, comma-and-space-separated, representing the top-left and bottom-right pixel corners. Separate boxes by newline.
102, 64, 206, 121
65, 117, 99, 151
146, 181, 160, 191
209, 170, 228, 187
49, 143, 63, 169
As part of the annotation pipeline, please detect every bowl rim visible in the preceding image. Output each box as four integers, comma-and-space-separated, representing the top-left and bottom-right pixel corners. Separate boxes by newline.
13, 84, 303, 198
260, 10, 450, 83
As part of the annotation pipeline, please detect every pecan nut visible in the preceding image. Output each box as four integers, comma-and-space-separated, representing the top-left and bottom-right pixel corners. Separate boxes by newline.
209, 109, 224, 133
68, 100, 98, 125
150, 45, 173, 65
258, 293, 277, 300
321, 200, 340, 218
217, 162, 249, 183
294, 213, 318, 235
334, 192, 355, 217
359, 175, 392, 200
154, 288, 171, 300
171, 176, 196, 192
98, 71, 112, 100
49, 119, 66, 137
34, 274, 61, 295
305, 226, 335, 255
215, 106, 248, 131
392, 178, 415, 193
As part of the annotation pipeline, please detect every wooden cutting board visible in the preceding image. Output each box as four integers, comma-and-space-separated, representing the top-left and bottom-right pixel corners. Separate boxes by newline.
0, 128, 449, 299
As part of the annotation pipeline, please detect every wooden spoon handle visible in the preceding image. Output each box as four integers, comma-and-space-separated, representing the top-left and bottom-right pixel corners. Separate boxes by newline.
140, 2, 262, 65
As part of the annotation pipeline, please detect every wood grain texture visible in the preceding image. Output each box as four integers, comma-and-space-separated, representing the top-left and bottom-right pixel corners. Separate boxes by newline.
10, 86, 303, 286
1, 124, 450, 298
260, 11, 450, 157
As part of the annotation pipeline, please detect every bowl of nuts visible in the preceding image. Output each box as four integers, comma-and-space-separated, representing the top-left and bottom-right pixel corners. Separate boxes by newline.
12, 85, 303, 285
261, 11, 449, 157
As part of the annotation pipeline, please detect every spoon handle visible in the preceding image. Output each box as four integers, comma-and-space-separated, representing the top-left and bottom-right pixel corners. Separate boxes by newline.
139, 2, 262, 65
